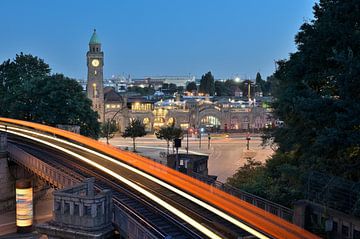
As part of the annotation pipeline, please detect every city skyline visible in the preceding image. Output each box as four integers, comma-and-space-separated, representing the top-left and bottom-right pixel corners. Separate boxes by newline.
1, 0, 316, 80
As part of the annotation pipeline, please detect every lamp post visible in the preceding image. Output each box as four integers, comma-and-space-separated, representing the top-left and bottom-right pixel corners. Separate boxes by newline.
208, 133, 211, 149
246, 132, 251, 150
199, 128, 204, 149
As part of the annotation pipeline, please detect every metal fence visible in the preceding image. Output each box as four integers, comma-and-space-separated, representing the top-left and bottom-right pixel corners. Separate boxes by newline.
305, 171, 360, 216
192, 172, 294, 222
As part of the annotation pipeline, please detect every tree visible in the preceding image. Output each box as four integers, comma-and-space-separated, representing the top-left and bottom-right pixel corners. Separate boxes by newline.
122, 119, 146, 152
215, 81, 226, 96
199, 71, 215, 96
186, 81, 197, 92
255, 72, 272, 96
168, 83, 178, 94
155, 123, 183, 155
240, 0, 360, 207
0, 53, 100, 138
100, 119, 119, 144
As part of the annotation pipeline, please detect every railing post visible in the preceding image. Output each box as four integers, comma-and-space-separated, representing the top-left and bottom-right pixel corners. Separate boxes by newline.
0, 132, 7, 154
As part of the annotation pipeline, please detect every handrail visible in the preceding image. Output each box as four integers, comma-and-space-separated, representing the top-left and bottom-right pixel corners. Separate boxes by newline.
192, 172, 294, 222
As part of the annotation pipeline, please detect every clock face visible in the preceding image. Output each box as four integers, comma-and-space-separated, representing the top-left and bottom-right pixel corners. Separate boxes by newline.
91, 59, 100, 67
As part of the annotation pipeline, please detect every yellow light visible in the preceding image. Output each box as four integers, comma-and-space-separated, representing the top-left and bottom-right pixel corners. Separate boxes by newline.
16, 188, 33, 227
5, 129, 222, 239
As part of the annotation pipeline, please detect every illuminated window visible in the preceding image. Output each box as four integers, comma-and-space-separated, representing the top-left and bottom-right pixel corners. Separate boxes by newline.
106, 104, 110, 109
92, 83, 97, 98
201, 116, 220, 127
143, 117, 150, 124
180, 123, 189, 129
167, 117, 175, 125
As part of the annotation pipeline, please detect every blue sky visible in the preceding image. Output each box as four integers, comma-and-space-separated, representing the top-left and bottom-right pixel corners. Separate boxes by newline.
1, 0, 316, 80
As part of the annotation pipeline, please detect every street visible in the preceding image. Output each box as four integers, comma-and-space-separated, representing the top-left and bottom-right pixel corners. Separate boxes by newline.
105, 133, 273, 182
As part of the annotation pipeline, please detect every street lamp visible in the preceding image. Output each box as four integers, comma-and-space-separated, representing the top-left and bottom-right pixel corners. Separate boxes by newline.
199, 127, 204, 148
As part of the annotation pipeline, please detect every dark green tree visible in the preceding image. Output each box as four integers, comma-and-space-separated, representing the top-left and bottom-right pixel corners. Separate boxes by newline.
199, 71, 215, 96
100, 119, 119, 144
168, 83, 178, 94
215, 81, 226, 96
230, 0, 360, 207
155, 123, 183, 155
186, 81, 197, 92
122, 119, 146, 152
255, 72, 271, 96
269, 0, 360, 180
0, 53, 100, 138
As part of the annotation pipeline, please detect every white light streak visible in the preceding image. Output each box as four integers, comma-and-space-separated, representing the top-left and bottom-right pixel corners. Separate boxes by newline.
0, 124, 269, 239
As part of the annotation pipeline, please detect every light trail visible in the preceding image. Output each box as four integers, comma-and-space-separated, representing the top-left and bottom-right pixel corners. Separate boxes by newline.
1, 124, 270, 239
0, 118, 321, 239
1, 127, 223, 239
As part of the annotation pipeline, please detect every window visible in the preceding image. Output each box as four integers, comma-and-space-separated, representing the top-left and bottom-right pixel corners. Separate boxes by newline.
54, 201, 61, 212
84, 205, 91, 216
333, 221, 338, 232
74, 204, 79, 216
64, 202, 70, 214
354, 228, 360, 239
97, 204, 102, 216
342, 225, 349, 237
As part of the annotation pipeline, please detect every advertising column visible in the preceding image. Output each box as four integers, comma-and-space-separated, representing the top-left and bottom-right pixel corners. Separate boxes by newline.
16, 179, 33, 232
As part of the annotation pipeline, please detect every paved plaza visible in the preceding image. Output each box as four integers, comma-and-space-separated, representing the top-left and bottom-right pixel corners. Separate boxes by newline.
104, 133, 273, 182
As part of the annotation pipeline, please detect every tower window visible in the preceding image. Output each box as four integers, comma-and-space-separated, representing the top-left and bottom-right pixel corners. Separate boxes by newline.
93, 83, 97, 98
94, 70, 97, 75
96, 47, 99, 52
92, 47, 95, 52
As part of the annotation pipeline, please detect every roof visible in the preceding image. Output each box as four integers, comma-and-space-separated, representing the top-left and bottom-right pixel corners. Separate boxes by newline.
104, 88, 123, 103
89, 29, 101, 44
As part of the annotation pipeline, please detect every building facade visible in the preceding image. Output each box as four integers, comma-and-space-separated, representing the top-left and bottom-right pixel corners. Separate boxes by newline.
85, 30, 272, 130
104, 88, 272, 133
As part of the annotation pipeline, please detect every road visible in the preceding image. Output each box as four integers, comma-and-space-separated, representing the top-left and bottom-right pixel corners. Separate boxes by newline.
106, 134, 273, 182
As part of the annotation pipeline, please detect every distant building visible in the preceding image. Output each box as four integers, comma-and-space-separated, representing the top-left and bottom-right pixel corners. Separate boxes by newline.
84, 31, 272, 130
143, 75, 195, 87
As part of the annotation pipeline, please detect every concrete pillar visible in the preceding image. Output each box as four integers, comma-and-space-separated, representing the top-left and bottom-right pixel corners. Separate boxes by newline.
0, 132, 15, 212
0, 133, 7, 154
293, 200, 309, 228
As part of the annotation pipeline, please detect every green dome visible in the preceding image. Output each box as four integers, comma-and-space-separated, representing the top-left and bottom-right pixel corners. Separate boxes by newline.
89, 29, 100, 44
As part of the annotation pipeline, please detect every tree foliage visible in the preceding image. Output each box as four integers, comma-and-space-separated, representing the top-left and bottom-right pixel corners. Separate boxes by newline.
0, 53, 100, 138
230, 0, 360, 206
100, 119, 119, 143
155, 123, 183, 155
255, 72, 271, 95
186, 81, 197, 92
199, 71, 215, 95
122, 119, 146, 152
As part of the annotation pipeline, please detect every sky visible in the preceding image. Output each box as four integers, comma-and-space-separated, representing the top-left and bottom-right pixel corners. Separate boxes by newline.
1, 0, 316, 80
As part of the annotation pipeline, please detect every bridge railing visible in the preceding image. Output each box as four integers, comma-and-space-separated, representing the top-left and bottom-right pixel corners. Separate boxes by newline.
192, 172, 294, 222
7, 144, 80, 188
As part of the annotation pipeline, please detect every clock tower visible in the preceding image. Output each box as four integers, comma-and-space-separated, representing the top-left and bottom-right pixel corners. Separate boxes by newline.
87, 29, 105, 122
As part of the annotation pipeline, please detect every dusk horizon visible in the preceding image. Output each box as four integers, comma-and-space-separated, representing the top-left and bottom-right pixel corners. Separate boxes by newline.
1, 0, 316, 80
